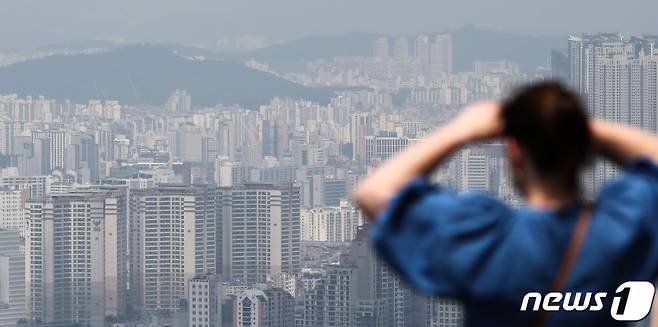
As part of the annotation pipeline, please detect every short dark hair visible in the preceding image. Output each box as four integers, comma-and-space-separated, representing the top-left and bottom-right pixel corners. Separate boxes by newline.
502, 81, 592, 184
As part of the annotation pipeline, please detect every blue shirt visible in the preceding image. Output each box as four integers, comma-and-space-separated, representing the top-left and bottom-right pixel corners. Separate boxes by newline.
371, 158, 658, 326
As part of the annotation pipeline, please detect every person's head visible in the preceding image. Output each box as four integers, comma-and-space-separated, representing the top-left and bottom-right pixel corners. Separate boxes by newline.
502, 81, 592, 197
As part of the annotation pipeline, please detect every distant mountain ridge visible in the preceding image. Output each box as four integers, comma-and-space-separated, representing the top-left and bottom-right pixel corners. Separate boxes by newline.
234, 33, 375, 73
0, 45, 338, 108
238, 26, 566, 73
0, 27, 567, 107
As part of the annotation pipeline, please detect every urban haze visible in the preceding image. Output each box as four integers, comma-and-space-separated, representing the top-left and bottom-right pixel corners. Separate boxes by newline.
0, 1, 656, 327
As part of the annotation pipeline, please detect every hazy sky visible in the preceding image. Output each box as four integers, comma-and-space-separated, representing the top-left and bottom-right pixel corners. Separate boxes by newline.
1, 0, 656, 49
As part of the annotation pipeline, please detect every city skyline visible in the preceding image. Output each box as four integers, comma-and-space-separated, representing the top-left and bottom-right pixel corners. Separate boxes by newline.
0, 9, 656, 324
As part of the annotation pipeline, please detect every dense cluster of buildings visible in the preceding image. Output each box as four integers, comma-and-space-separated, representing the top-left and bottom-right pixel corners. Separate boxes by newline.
0, 82, 468, 326
292, 34, 531, 107
0, 32, 656, 327
555, 34, 658, 194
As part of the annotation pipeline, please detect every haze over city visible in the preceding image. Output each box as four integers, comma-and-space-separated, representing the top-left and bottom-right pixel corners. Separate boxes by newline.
2, 0, 658, 49
0, 1, 657, 326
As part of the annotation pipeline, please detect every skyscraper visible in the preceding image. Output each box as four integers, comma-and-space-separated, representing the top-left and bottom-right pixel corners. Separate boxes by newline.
430, 34, 453, 76
350, 113, 371, 163
0, 119, 18, 156
67, 132, 100, 183
426, 297, 464, 327
393, 37, 410, 60
129, 185, 219, 311
31, 129, 67, 174
301, 201, 361, 242
0, 187, 27, 237
303, 226, 415, 327
365, 135, 416, 165
263, 288, 295, 327
188, 274, 222, 327
550, 49, 570, 81
168, 89, 192, 113
415, 35, 431, 76
569, 34, 658, 191
222, 284, 296, 325
0, 229, 26, 327
221, 183, 301, 283
176, 123, 204, 162
373, 37, 390, 58
568, 34, 658, 130
26, 189, 128, 326
0, 174, 51, 199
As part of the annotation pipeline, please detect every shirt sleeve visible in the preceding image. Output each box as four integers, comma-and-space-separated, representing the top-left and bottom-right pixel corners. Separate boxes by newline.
598, 158, 658, 220
370, 177, 512, 298
624, 157, 658, 181
593, 158, 658, 279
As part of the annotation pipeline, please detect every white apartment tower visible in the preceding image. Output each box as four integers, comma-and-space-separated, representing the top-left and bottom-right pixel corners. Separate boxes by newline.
168, 89, 192, 113
364, 135, 416, 166
0, 187, 27, 237
415, 35, 431, 76
569, 34, 658, 192
301, 201, 362, 242
430, 34, 453, 76
426, 297, 464, 327
26, 189, 128, 326
373, 37, 390, 58
188, 274, 221, 327
0, 229, 26, 327
31, 129, 67, 173
221, 183, 301, 284
393, 37, 410, 60
303, 227, 413, 327
0, 174, 52, 199
129, 185, 219, 311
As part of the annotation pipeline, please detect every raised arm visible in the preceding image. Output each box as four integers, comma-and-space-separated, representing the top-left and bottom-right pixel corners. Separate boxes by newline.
354, 102, 503, 219
591, 119, 658, 166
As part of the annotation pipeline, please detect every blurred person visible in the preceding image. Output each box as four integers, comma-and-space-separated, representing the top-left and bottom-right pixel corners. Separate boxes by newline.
355, 81, 658, 326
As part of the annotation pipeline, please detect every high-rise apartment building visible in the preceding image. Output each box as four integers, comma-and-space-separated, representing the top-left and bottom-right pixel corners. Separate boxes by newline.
458, 144, 511, 198
229, 287, 295, 327
129, 185, 219, 311
322, 179, 347, 206
168, 89, 192, 113
569, 34, 657, 130
303, 226, 414, 327
176, 123, 204, 162
430, 34, 453, 76
221, 183, 301, 284
0, 229, 26, 327
0, 174, 51, 199
0, 119, 19, 156
263, 288, 295, 327
10, 134, 45, 176
26, 189, 128, 326
569, 34, 658, 192
426, 297, 464, 327
301, 201, 361, 242
188, 274, 222, 327
373, 37, 390, 58
0, 187, 27, 237
214, 156, 249, 187
31, 129, 67, 174
365, 135, 416, 165
415, 36, 431, 76
67, 132, 100, 183
393, 37, 410, 60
